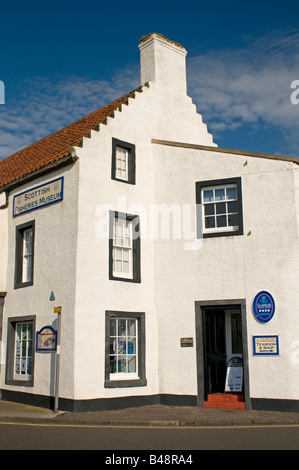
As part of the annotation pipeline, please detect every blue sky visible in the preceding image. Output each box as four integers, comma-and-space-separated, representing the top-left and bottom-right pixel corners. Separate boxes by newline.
0, 0, 298, 160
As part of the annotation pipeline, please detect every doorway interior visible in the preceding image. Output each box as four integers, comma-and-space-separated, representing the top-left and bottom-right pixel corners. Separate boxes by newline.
195, 300, 250, 408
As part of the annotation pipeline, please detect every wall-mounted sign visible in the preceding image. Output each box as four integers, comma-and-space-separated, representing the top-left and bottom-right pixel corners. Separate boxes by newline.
253, 335, 279, 356
180, 337, 193, 347
13, 177, 64, 217
253, 291, 275, 323
36, 326, 57, 351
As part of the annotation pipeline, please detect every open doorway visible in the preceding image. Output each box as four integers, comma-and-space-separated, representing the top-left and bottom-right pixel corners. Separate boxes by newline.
203, 307, 242, 395
195, 300, 250, 408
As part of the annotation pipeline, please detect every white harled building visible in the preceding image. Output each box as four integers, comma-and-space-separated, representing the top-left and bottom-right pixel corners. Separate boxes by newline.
0, 33, 298, 412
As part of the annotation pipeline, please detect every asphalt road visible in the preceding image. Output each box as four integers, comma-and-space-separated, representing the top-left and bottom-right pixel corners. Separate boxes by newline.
0, 422, 299, 451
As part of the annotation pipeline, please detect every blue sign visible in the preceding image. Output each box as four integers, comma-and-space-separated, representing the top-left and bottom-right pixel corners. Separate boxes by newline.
253, 291, 275, 323
36, 326, 57, 351
13, 177, 64, 217
253, 335, 279, 356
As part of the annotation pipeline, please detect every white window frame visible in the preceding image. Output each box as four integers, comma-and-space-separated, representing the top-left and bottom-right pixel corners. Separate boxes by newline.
201, 183, 239, 234
115, 146, 129, 181
112, 217, 133, 279
109, 317, 138, 381
13, 321, 33, 381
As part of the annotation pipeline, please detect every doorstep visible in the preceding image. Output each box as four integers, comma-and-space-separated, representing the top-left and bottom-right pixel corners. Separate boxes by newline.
203, 393, 245, 410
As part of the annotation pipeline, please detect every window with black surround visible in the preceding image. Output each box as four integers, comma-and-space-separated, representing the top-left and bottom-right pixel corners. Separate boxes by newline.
109, 211, 141, 282
105, 311, 146, 388
15, 220, 35, 288
5, 315, 35, 387
196, 178, 243, 238
111, 138, 136, 184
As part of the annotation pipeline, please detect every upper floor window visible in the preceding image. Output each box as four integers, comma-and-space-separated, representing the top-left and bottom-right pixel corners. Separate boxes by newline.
15, 220, 35, 288
111, 138, 136, 185
112, 216, 133, 279
196, 178, 243, 238
109, 211, 141, 283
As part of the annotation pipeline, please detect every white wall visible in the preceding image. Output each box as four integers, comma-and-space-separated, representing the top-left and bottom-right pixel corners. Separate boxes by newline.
2, 31, 298, 406
152, 142, 299, 400
71, 75, 217, 400
71, 71, 299, 402
1, 163, 79, 399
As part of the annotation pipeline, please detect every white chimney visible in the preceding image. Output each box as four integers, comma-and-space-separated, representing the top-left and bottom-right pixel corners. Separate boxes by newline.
138, 33, 188, 95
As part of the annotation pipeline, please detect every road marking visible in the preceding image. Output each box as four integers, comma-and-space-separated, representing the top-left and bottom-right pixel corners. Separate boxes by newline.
0, 421, 299, 430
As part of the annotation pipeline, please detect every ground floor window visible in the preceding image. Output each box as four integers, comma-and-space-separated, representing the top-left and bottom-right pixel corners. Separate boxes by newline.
105, 311, 146, 388
14, 322, 33, 380
109, 317, 138, 378
5, 316, 35, 387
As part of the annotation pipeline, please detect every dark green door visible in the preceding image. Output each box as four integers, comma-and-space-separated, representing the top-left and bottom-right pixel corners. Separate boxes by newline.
204, 309, 227, 395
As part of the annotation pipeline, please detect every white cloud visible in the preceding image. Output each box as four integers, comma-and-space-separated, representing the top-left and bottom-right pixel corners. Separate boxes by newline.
0, 67, 139, 159
1, 31, 299, 160
187, 29, 299, 156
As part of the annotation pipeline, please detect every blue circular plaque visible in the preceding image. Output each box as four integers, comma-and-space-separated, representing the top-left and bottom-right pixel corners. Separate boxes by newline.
253, 291, 275, 323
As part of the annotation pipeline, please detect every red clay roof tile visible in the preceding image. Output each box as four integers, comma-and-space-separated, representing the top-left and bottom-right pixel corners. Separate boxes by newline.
0, 89, 137, 191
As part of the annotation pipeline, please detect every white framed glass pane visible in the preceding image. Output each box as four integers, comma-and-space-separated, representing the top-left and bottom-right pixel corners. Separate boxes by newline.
228, 213, 239, 227
110, 319, 116, 336
118, 357, 127, 373
22, 228, 33, 283
205, 216, 215, 229
27, 358, 32, 375
109, 318, 138, 378
122, 261, 129, 273
127, 337, 136, 354
215, 188, 225, 201
226, 186, 237, 200
14, 322, 33, 379
127, 320, 136, 336
113, 218, 133, 277
204, 204, 214, 216
115, 259, 122, 272
128, 356, 136, 373
216, 215, 227, 227
118, 337, 126, 354
216, 202, 226, 214
110, 338, 117, 355
115, 147, 128, 181
110, 356, 117, 373
203, 189, 214, 202
118, 319, 127, 336
15, 358, 20, 375
114, 248, 122, 260
228, 201, 238, 213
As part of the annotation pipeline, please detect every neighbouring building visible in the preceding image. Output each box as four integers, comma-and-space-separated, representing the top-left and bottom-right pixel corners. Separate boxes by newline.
0, 33, 299, 412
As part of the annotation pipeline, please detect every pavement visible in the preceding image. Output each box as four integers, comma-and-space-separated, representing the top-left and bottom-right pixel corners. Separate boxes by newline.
0, 399, 299, 427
